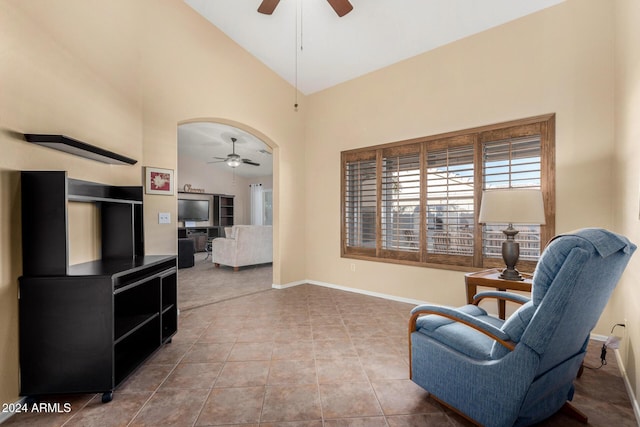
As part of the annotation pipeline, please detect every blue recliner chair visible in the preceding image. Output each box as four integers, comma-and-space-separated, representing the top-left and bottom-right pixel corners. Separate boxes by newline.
409, 228, 636, 426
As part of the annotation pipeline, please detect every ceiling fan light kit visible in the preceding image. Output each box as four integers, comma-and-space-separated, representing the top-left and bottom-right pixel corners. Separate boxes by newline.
258, 0, 353, 17
225, 155, 242, 168
209, 137, 260, 168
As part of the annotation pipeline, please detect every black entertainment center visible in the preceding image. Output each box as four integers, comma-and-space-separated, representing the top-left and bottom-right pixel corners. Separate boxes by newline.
177, 192, 234, 252
19, 171, 177, 403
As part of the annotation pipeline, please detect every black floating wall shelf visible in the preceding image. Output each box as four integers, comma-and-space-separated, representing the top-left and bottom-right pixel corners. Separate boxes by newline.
24, 134, 137, 165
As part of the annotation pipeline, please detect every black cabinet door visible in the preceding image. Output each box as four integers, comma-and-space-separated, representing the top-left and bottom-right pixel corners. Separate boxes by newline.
19, 276, 114, 394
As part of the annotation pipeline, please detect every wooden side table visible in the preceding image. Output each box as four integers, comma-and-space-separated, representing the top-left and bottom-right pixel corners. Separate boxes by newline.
465, 268, 533, 319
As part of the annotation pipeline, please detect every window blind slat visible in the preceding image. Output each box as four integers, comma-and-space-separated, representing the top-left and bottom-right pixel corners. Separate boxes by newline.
381, 153, 421, 252
345, 159, 377, 249
482, 135, 542, 260
426, 144, 474, 257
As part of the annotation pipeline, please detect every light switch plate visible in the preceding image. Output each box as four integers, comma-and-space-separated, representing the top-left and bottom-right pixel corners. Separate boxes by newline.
158, 212, 171, 224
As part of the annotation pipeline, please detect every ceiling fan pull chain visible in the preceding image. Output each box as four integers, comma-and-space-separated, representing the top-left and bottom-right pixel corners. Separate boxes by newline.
294, 0, 302, 111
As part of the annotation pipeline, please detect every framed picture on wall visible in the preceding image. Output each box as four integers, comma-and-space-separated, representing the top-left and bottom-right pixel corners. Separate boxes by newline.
145, 167, 174, 195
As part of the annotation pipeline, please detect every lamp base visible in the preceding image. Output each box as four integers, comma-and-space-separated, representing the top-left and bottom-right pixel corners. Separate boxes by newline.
499, 267, 524, 281
500, 224, 523, 281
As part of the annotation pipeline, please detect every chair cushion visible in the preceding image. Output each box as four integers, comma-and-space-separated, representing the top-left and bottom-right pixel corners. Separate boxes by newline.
415, 305, 504, 360
491, 301, 536, 359
531, 228, 633, 305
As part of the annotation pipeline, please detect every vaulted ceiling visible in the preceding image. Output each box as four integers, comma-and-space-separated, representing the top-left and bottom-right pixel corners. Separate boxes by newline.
179, 0, 565, 178
185, 0, 565, 94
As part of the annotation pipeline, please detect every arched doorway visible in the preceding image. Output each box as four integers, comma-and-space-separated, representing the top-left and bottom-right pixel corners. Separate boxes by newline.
176, 119, 277, 309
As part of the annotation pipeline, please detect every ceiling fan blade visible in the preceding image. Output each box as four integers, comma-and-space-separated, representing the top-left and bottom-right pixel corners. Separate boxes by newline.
213, 156, 228, 160
207, 160, 226, 164
242, 159, 260, 166
257, 0, 280, 15
326, 0, 353, 17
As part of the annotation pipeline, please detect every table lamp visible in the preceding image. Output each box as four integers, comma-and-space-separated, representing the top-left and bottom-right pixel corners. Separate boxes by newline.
478, 189, 546, 281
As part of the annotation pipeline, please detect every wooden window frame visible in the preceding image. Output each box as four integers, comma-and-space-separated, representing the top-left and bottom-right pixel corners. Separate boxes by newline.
340, 114, 556, 273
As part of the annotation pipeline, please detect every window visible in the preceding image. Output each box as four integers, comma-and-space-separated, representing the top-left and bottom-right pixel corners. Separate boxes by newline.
381, 145, 421, 260
482, 135, 542, 262
344, 153, 377, 254
426, 137, 475, 266
341, 114, 555, 272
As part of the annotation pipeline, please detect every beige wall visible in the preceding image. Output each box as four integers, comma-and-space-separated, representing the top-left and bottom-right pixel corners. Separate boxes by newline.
178, 155, 249, 226
305, 0, 640, 409
305, 0, 617, 311
2, 0, 638, 413
0, 0, 144, 405
0, 0, 304, 405
612, 0, 640, 403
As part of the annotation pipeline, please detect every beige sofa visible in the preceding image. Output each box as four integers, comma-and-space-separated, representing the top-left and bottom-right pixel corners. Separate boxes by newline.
211, 225, 273, 271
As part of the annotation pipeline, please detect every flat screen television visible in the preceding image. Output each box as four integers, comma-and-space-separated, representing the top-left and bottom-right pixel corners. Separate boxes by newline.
178, 199, 209, 222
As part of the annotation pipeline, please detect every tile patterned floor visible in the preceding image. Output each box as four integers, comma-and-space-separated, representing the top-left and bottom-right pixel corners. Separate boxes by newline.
177, 253, 273, 310
3, 266, 637, 426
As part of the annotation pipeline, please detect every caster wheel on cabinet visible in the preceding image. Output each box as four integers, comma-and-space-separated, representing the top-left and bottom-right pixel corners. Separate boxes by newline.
101, 391, 113, 403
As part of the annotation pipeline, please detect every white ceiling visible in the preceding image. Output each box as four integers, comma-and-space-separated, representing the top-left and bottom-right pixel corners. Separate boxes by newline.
185, 0, 565, 95
179, 0, 564, 178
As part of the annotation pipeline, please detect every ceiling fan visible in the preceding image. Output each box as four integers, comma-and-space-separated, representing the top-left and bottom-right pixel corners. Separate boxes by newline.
208, 137, 260, 168
258, 0, 353, 17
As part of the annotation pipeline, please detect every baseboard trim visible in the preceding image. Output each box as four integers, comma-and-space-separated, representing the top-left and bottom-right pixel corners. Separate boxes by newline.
590, 333, 639, 422
272, 280, 307, 290
305, 279, 428, 306
614, 348, 640, 424
273, 278, 427, 306
0, 396, 27, 424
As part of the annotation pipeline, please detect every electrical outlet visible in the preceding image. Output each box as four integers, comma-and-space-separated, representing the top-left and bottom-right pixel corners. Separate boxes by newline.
350, 263, 356, 272
617, 319, 629, 350
158, 212, 171, 224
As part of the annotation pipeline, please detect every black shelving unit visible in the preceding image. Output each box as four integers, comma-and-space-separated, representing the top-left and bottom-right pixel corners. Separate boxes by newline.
178, 192, 234, 250
217, 196, 235, 227
19, 171, 177, 403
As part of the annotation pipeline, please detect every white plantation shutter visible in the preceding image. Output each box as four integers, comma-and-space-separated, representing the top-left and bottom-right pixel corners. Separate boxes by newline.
426, 139, 475, 266
482, 135, 543, 262
343, 153, 377, 255
381, 146, 421, 259
483, 136, 541, 188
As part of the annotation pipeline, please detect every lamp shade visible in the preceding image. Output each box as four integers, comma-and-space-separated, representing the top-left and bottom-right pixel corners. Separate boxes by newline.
479, 189, 546, 225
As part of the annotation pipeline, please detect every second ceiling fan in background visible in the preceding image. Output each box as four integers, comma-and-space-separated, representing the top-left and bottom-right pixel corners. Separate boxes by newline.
208, 137, 260, 168
258, 0, 353, 17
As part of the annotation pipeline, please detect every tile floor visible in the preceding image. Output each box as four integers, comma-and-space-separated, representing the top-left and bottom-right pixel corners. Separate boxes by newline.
3, 278, 637, 426
177, 254, 272, 310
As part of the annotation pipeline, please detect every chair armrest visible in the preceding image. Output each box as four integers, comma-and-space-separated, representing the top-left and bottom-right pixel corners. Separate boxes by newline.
473, 291, 530, 306
409, 304, 516, 351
